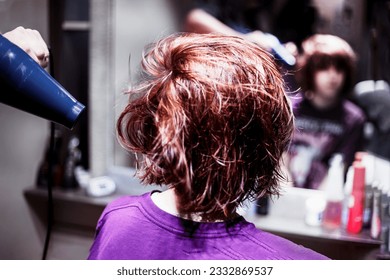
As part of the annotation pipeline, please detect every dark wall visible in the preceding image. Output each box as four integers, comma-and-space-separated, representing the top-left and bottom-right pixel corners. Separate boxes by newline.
49, 0, 89, 174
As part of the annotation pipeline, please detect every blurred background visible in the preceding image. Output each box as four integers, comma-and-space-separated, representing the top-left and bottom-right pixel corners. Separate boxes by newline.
0, 0, 389, 259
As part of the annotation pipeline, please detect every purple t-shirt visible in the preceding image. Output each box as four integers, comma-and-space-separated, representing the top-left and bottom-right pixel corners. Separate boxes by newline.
288, 95, 366, 189
88, 192, 328, 260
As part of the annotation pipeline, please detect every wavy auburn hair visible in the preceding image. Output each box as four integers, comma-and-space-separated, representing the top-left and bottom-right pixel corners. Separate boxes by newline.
117, 33, 294, 221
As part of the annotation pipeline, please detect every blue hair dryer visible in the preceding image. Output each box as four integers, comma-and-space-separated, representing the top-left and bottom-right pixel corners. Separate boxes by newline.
0, 34, 85, 129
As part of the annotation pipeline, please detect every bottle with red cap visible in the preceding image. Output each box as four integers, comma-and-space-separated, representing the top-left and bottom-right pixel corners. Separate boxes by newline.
354, 151, 375, 229
346, 161, 366, 234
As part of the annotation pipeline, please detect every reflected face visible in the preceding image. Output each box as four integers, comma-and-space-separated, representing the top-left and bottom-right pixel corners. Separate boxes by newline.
314, 66, 345, 100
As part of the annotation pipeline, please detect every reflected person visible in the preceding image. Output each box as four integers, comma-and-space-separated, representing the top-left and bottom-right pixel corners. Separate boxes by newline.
286, 34, 366, 189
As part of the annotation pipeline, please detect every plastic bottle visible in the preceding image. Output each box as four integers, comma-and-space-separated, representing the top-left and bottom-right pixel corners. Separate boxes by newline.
36, 127, 64, 188
62, 136, 82, 189
355, 152, 375, 229
256, 196, 269, 215
322, 154, 345, 230
341, 165, 354, 228
346, 161, 366, 234
370, 183, 382, 239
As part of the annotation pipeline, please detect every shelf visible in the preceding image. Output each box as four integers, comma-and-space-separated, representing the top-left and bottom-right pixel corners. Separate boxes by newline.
24, 179, 160, 230
24, 186, 385, 259
24, 187, 120, 230
244, 208, 383, 259
245, 213, 382, 246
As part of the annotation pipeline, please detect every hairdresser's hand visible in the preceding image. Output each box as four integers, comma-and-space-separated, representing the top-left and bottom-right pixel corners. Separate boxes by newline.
284, 41, 299, 59
243, 30, 273, 52
3, 26, 49, 68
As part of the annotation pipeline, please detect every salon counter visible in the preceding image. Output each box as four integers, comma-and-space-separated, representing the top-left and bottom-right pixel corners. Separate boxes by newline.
244, 210, 383, 259
243, 187, 384, 259
24, 186, 385, 260
24, 187, 115, 230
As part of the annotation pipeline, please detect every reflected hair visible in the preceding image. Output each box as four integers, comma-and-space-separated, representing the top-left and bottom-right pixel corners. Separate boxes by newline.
296, 34, 357, 96
117, 33, 294, 221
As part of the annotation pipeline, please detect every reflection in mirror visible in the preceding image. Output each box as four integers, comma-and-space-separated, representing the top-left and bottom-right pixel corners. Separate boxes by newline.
88, 2, 390, 260
89, 0, 390, 195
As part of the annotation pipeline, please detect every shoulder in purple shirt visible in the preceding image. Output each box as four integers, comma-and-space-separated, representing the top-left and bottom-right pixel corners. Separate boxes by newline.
88, 192, 329, 260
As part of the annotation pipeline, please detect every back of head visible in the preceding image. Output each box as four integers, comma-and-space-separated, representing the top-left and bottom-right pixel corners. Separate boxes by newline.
296, 34, 356, 94
117, 33, 294, 221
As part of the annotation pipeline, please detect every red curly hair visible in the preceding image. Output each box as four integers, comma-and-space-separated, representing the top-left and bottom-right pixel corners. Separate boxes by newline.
117, 33, 294, 221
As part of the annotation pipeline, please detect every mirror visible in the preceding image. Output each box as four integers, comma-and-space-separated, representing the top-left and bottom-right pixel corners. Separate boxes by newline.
89, 0, 390, 192
89, 0, 192, 191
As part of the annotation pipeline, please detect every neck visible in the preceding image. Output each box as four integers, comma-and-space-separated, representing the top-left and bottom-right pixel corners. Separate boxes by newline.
306, 91, 339, 110
151, 188, 179, 216
151, 189, 235, 222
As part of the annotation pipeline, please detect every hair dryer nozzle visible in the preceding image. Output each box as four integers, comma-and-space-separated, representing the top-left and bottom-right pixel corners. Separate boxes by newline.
0, 34, 85, 129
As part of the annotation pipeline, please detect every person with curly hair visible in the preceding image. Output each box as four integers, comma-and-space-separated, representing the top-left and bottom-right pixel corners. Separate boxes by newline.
88, 33, 328, 260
